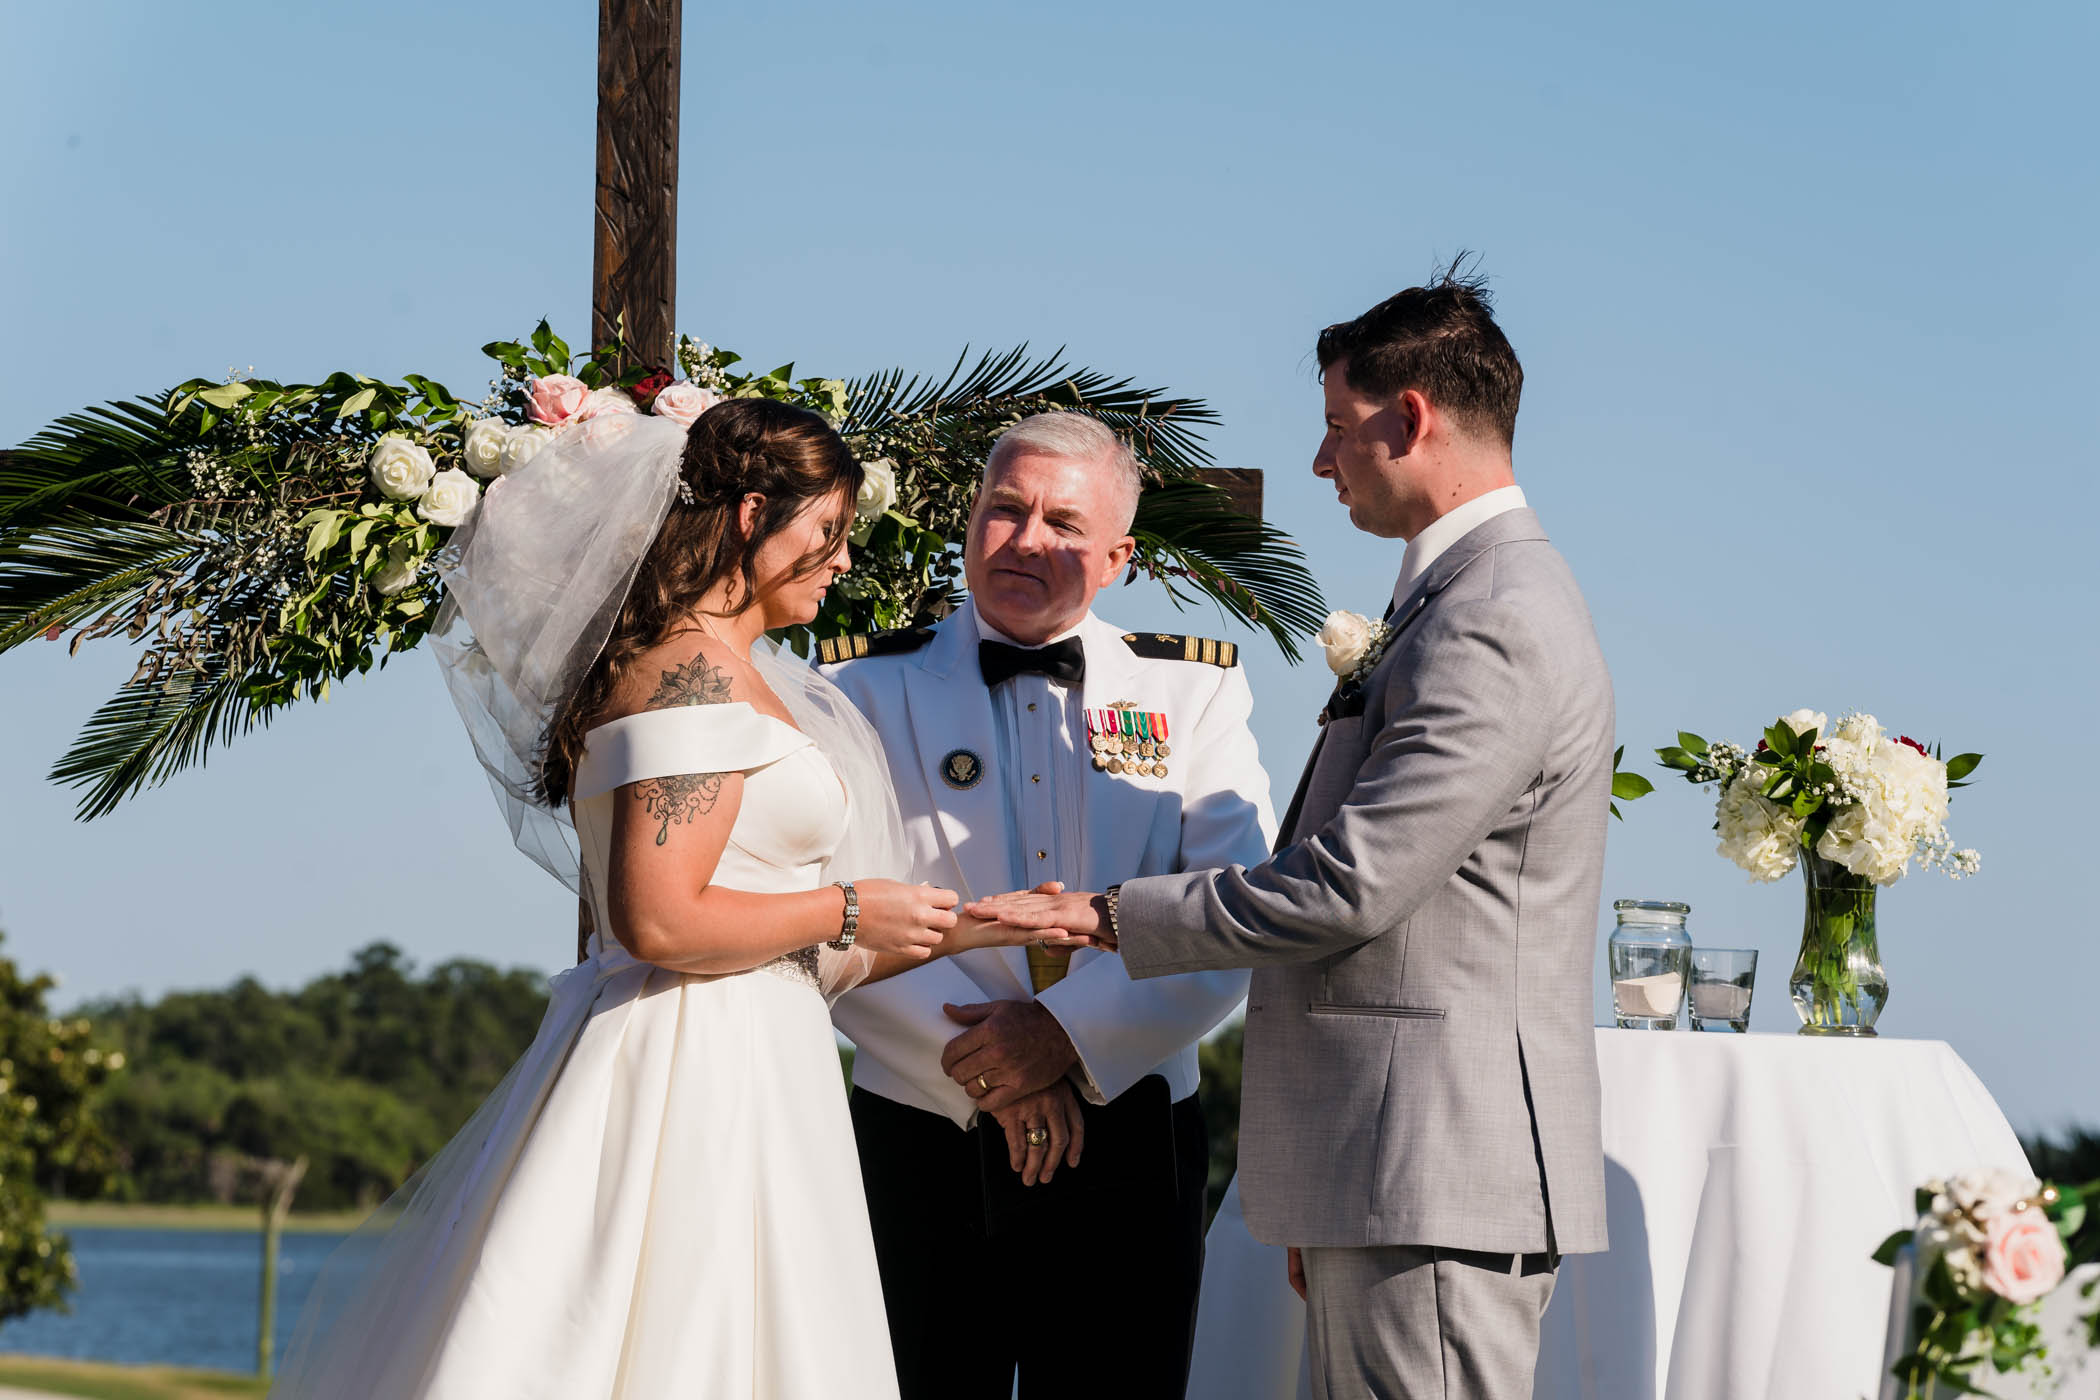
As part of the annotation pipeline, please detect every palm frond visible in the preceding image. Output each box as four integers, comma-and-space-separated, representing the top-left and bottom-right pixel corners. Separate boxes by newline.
844, 345, 1221, 481
48, 662, 268, 821
1131, 482, 1327, 663
0, 397, 193, 528
0, 523, 197, 650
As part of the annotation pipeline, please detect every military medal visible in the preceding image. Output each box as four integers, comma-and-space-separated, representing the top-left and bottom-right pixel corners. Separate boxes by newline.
1090, 704, 1171, 779
1092, 705, 1125, 772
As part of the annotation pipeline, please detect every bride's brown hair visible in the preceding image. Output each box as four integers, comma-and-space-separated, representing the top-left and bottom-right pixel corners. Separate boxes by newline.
536, 397, 861, 807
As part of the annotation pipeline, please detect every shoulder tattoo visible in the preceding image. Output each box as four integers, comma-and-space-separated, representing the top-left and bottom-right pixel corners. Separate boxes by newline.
645, 652, 735, 710
634, 772, 725, 845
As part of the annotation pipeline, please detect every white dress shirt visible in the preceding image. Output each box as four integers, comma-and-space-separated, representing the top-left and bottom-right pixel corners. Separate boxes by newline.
974, 612, 1091, 900
1392, 484, 1529, 611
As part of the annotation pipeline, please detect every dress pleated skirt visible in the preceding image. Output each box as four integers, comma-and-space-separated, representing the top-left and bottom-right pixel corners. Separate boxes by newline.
273, 945, 901, 1400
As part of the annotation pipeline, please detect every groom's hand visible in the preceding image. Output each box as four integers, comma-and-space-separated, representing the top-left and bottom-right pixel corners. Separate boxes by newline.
961, 890, 1112, 949
940, 999, 1078, 1111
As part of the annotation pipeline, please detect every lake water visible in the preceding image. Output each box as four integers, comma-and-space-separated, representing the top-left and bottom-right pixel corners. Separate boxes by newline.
0, 1226, 350, 1373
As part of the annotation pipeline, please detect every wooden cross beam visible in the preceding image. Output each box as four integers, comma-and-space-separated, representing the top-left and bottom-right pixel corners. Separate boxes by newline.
585, 0, 1259, 518
592, 0, 681, 370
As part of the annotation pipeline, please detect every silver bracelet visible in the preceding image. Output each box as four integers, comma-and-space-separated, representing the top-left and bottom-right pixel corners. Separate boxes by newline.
830, 880, 860, 951
1104, 884, 1123, 944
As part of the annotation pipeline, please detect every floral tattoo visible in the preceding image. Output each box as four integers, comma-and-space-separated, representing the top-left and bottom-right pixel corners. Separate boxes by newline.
635, 772, 725, 845
633, 653, 735, 843
646, 653, 734, 710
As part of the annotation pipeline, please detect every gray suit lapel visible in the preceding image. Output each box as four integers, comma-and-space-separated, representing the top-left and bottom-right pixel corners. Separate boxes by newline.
1322, 509, 1550, 715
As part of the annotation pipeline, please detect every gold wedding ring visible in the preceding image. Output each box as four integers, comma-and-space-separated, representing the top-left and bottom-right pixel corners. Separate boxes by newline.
1026, 1126, 1050, 1148
977, 1074, 990, 1094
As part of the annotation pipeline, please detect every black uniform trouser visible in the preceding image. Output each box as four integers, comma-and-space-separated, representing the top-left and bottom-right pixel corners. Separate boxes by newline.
851, 1075, 1209, 1400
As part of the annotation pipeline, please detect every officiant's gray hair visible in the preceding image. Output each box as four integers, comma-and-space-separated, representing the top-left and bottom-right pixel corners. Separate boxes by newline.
982, 412, 1142, 534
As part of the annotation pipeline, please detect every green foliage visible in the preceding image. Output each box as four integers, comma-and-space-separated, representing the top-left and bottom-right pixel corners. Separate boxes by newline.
1609, 744, 1654, 820
80, 944, 548, 1211
4, 327, 1323, 819
1198, 1020, 1245, 1226
2025, 1128, 2100, 1185
0, 931, 122, 1327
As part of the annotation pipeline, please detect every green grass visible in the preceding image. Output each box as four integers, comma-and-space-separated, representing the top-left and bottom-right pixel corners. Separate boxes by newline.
44, 1201, 369, 1234
0, 1355, 268, 1400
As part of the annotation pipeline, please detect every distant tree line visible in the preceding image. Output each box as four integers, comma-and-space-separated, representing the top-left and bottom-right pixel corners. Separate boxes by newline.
71, 943, 549, 1211
63, 942, 1255, 1218
71, 942, 2089, 1228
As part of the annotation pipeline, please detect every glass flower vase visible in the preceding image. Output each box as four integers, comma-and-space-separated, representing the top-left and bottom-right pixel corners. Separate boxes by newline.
1789, 849, 1888, 1035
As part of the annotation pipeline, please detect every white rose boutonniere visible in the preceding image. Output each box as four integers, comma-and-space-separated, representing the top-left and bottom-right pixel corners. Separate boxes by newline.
368, 435, 435, 501
459, 418, 509, 480
856, 457, 899, 523
416, 468, 481, 528
1317, 608, 1394, 687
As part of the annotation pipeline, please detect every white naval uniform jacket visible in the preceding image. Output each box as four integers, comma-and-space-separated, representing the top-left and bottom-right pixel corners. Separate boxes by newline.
823, 599, 1276, 1129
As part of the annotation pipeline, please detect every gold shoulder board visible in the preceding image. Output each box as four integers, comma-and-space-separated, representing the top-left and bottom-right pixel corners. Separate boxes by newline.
816, 627, 938, 666
1119, 632, 1239, 668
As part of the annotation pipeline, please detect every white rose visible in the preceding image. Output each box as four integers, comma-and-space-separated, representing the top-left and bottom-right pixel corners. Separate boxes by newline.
1833, 712, 1885, 750
1317, 610, 1375, 677
500, 423, 554, 475
1779, 709, 1828, 739
856, 457, 899, 522
416, 468, 481, 528
1715, 772, 1804, 882
372, 554, 421, 596
575, 386, 637, 421
368, 435, 435, 500
651, 381, 721, 427
460, 418, 509, 479
1940, 1167, 2040, 1224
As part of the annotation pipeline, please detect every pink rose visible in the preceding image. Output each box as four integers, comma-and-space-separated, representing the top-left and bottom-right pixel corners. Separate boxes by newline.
574, 386, 637, 421
526, 374, 588, 426
651, 381, 721, 427
1981, 1207, 2066, 1304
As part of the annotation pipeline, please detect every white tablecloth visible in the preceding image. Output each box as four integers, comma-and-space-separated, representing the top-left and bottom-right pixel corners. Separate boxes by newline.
1187, 1029, 2034, 1400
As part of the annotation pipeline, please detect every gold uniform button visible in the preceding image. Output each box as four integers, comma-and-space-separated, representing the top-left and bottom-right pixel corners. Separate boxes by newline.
1036, 850, 1048, 861
1031, 774, 1041, 783
1027, 702, 1037, 712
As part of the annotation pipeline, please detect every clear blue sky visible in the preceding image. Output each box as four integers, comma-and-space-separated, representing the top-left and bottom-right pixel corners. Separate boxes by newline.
3, 1, 2094, 1131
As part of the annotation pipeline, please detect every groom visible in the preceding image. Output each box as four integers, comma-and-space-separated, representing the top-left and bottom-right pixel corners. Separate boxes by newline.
972, 272, 1613, 1399
822, 411, 1276, 1398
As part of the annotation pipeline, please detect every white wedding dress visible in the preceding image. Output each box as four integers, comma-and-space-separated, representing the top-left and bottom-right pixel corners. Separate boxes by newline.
275, 703, 900, 1399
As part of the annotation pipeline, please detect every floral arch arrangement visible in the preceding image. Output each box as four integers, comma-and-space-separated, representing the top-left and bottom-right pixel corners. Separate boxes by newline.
1, 325, 1323, 818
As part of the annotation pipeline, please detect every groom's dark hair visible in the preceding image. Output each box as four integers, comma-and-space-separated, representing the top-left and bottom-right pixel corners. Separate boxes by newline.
1316, 255, 1523, 446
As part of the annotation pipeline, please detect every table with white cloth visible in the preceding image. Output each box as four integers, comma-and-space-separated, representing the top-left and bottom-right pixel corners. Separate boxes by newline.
1187, 1029, 2037, 1400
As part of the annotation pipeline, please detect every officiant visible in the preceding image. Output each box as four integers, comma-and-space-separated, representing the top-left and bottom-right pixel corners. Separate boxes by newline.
823, 411, 1276, 1398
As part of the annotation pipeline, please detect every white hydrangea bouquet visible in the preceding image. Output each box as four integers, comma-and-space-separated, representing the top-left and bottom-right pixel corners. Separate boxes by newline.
1657, 712, 1981, 1034
1872, 1166, 2094, 1398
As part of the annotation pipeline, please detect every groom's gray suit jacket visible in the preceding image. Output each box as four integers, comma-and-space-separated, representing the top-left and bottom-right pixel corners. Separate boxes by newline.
1118, 508, 1610, 1255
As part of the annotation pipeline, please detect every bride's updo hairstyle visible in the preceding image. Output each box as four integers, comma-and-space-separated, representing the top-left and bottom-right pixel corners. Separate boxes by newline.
538, 397, 862, 806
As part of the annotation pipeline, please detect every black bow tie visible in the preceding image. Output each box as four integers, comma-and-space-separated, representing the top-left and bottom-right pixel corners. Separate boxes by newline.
978, 637, 1086, 688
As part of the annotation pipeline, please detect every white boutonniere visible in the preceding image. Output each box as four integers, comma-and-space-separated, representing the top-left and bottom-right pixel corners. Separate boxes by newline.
1317, 609, 1395, 689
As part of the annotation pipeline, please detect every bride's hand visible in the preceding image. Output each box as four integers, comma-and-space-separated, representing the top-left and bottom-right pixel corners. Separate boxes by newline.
850, 880, 958, 961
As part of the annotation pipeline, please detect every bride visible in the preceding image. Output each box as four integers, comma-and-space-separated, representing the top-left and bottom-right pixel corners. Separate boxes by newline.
273, 397, 1041, 1398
